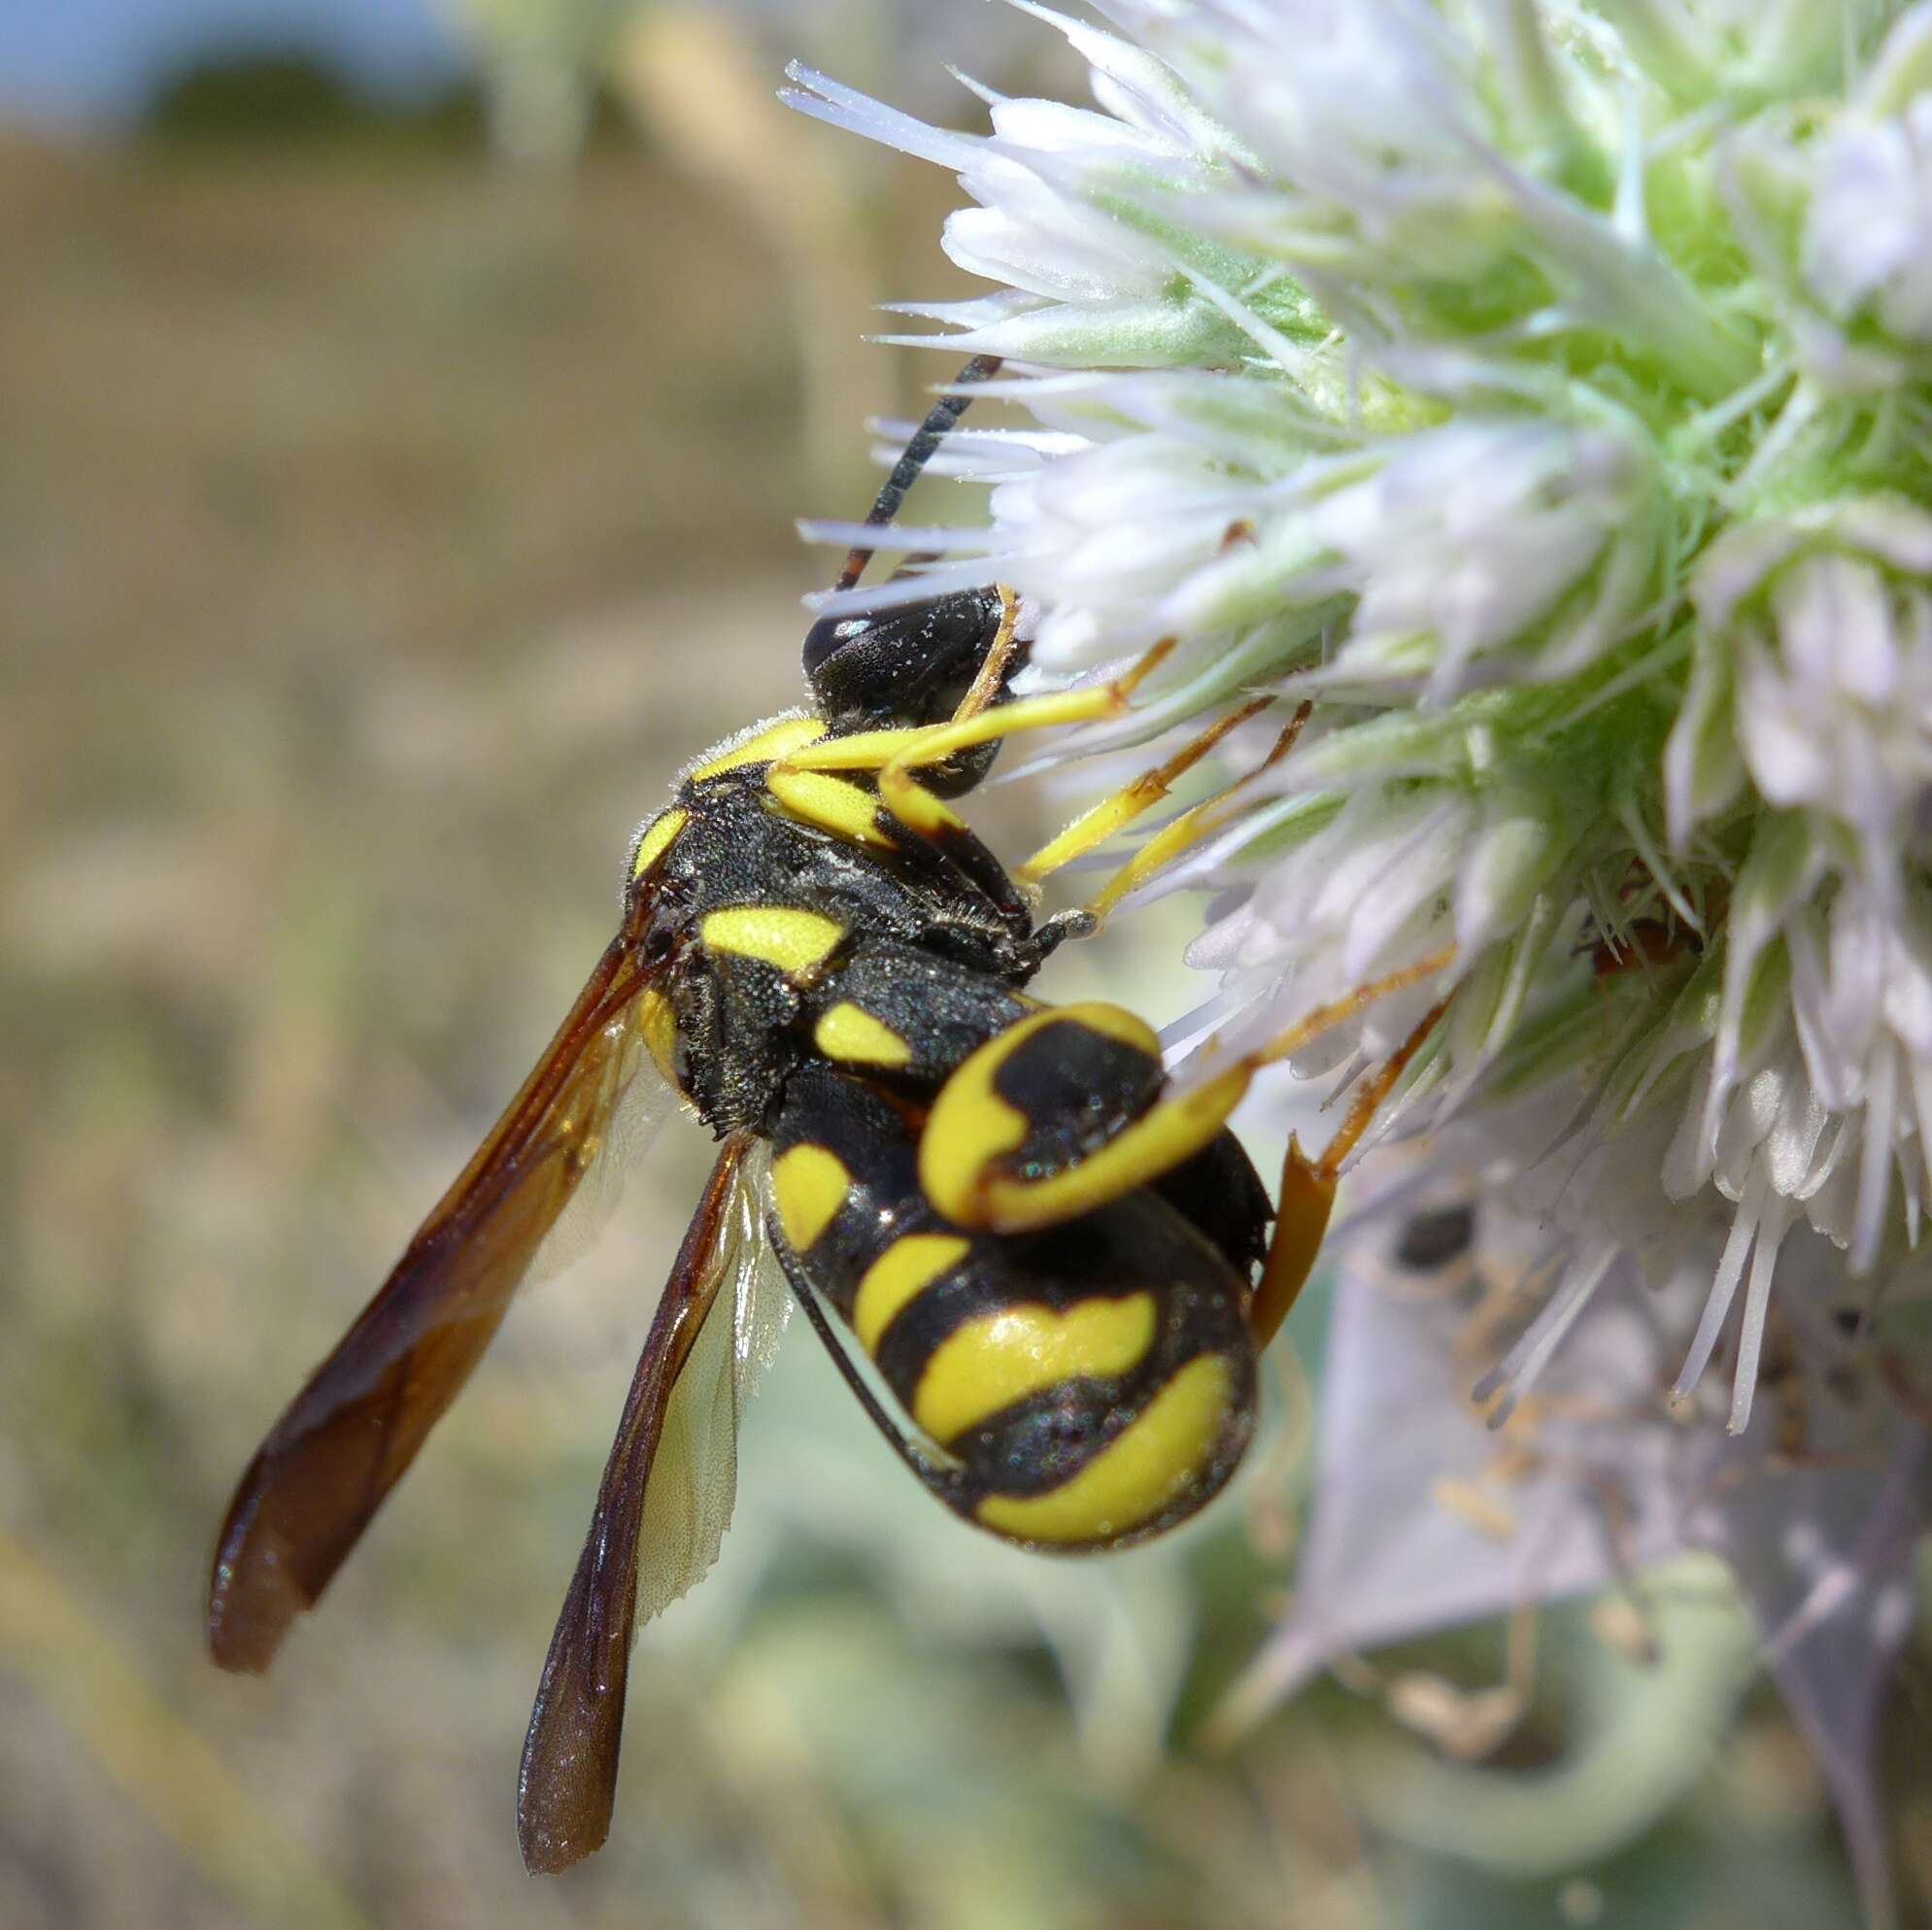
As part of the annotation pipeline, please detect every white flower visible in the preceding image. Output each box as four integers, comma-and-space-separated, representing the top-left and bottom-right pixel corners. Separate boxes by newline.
792, 0, 1932, 1422
791, 6, 1932, 1901
1304, 417, 1660, 695
1676, 499, 1932, 906
1804, 9, 1932, 341
1230, 1183, 1929, 1925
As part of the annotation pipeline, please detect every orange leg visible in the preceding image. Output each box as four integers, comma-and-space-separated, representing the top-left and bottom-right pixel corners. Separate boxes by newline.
1249, 990, 1453, 1347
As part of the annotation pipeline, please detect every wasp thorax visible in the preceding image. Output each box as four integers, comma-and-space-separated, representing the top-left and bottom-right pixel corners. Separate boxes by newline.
803, 587, 1009, 736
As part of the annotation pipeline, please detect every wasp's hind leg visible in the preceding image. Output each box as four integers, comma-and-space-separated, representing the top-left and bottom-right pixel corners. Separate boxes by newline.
1248, 991, 1455, 1345
925, 952, 1458, 1253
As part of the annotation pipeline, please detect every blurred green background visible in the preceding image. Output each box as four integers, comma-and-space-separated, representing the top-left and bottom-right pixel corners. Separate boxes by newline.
0, 7, 1915, 1927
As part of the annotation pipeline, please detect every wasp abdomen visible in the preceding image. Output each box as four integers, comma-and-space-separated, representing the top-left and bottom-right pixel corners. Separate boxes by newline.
768, 1063, 1257, 1551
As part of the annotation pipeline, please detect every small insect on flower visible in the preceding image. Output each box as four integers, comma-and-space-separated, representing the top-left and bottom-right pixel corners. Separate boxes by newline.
206, 359, 1452, 1873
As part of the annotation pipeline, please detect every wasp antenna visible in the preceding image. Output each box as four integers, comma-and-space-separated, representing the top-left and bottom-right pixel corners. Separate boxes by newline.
835, 354, 1003, 593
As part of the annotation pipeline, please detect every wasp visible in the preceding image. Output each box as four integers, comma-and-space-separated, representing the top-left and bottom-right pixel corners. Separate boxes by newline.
207, 356, 1452, 1872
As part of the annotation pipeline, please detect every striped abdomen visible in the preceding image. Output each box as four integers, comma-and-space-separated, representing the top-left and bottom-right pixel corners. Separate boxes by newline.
767, 1062, 1258, 1549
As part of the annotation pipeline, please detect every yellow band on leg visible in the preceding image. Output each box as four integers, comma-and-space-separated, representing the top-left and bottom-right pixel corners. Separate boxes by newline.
1081, 700, 1313, 919
1018, 694, 1276, 889
921, 996, 1252, 1235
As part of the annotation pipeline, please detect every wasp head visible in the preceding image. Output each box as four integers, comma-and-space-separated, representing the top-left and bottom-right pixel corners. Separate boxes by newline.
802, 587, 1017, 794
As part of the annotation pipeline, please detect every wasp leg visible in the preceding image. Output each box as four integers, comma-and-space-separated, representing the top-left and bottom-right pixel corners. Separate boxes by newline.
929, 947, 1457, 1236
792, 636, 1176, 781
770, 743, 1034, 936
1248, 992, 1454, 1347
772, 637, 1181, 923
1015, 693, 1279, 894
920, 1000, 1253, 1232
948, 584, 1024, 727
1054, 700, 1314, 922
765, 601, 1044, 935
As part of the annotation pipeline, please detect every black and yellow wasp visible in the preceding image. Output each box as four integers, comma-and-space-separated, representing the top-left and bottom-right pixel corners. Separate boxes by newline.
207, 356, 1451, 1872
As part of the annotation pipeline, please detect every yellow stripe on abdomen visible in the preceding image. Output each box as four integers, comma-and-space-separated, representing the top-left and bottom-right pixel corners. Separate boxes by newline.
974, 1353, 1236, 1544
772, 1142, 851, 1251
852, 1234, 968, 1352
913, 1294, 1158, 1445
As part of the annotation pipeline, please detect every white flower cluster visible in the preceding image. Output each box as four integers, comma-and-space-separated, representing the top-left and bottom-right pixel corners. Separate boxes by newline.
785, 0, 1932, 1440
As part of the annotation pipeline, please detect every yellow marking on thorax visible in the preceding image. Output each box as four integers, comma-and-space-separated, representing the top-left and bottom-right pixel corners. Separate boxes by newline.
690, 714, 827, 782
772, 1142, 852, 1252
975, 1353, 1236, 1544
637, 987, 680, 1087
852, 1233, 969, 1351
814, 1000, 914, 1069
629, 807, 688, 880
700, 905, 843, 974
914, 1294, 1158, 1446
765, 767, 898, 851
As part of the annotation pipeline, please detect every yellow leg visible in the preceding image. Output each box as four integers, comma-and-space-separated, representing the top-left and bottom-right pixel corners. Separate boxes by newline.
771, 634, 1177, 868
937, 945, 1457, 1236
1016, 694, 1279, 890
1077, 700, 1313, 920
949, 587, 1023, 727
782, 635, 1172, 775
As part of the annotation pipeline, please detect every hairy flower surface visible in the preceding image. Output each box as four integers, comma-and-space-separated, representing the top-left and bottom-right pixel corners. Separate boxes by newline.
1229, 1182, 1929, 1925
788, 0, 1932, 1429
789, 9, 1932, 1908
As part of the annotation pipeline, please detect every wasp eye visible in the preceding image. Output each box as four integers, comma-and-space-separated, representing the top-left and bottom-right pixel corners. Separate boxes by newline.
802, 613, 867, 677
804, 589, 1008, 730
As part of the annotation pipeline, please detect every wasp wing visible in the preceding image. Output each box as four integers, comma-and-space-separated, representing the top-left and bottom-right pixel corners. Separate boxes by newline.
518, 1137, 790, 1875
526, 1038, 680, 1287
634, 1147, 789, 1626
208, 923, 665, 1676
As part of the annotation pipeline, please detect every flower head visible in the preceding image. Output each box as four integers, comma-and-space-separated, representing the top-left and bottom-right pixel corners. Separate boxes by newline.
787, 0, 1932, 1432
790, 6, 1932, 1905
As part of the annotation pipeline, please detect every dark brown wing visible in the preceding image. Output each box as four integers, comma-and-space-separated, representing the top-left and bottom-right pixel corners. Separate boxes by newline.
517, 1135, 760, 1875
207, 919, 666, 1675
